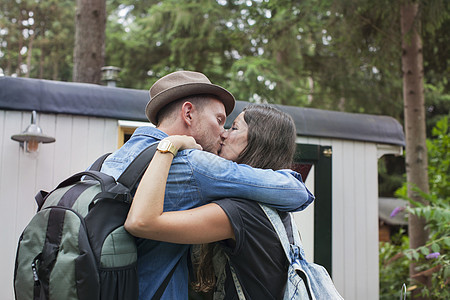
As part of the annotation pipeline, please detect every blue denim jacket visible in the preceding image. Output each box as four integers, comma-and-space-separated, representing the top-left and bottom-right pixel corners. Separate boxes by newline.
101, 126, 314, 300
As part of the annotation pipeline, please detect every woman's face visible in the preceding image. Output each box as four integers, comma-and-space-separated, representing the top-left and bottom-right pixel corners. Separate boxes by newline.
219, 112, 248, 161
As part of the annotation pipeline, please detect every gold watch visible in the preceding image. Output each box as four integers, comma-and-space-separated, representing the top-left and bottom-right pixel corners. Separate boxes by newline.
157, 139, 178, 157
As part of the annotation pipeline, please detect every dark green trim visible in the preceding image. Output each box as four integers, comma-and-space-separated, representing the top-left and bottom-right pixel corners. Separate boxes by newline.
295, 144, 333, 275
294, 144, 320, 161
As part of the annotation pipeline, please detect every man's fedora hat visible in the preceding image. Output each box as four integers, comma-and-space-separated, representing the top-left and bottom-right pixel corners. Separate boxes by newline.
145, 71, 235, 124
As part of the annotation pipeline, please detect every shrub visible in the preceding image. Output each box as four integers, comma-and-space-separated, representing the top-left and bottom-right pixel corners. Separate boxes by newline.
380, 116, 449, 299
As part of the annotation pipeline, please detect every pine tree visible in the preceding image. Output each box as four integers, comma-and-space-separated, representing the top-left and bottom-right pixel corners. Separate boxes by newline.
73, 0, 106, 83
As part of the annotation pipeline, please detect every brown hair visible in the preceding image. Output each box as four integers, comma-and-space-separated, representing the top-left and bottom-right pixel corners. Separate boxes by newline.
236, 104, 296, 170
193, 104, 297, 292
156, 94, 215, 126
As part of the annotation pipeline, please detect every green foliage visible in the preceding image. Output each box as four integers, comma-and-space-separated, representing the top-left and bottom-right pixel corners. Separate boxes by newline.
379, 231, 410, 299
425, 82, 450, 137
0, 0, 74, 79
381, 117, 450, 299
1, 0, 448, 121
427, 117, 450, 199
378, 155, 405, 197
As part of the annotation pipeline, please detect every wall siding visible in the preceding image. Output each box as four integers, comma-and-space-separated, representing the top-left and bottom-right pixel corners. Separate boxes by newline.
1, 111, 387, 300
0, 111, 21, 300
292, 165, 315, 262
0, 111, 117, 299
297, 136, 380, 300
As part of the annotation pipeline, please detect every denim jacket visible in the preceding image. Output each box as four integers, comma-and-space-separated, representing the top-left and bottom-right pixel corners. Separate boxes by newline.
100, 126, 314, 300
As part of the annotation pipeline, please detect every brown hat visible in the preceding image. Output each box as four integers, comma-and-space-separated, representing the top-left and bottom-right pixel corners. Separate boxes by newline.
145, 71, 235, 124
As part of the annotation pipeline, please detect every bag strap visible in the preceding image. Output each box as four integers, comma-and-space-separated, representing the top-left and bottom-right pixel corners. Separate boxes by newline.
56, 171, 117, 191
259, 204, 294, 263
34, 153, 113, 211
152, 253, 183, 300
259, 204, 315, 300
229, 263, 247, 300
221, 251, 246, 300
289, 213, 307, 259
259, 204, 308, 260
117, 143, 159, 189
89, 152, 111, 171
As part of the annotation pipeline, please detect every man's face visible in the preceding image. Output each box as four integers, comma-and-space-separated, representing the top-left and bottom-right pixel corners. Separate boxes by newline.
191, 98, 226, 155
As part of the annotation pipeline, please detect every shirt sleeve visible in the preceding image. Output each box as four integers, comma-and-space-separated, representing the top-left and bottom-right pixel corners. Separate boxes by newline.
184, 149, 315, 212
213, 199, 245, 255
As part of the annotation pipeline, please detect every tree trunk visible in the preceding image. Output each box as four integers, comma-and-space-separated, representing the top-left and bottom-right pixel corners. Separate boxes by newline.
17, 8, 24, 76
52, 59, 59, 81
6, 38, 12, 76
400, 1, 430, 297
73, 0, 106, 84
307, 76, 314, 104
25, 22, 38, 78
39, 42, 45, 79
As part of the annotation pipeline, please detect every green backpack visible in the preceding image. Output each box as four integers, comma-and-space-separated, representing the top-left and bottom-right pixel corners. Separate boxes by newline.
14, 143, 163, 300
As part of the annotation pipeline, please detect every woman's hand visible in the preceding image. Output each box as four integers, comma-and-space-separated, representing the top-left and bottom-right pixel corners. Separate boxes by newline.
164, 135, 202, 151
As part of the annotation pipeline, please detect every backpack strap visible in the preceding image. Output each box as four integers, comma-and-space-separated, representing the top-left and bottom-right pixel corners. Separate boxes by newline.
35, 171, 117, 211
34, 153, 112, 210
89, 152, 111, 171
218, 250, 246, 300
259, 204, 294, 262
35, 191, 49, 212
229, 263, 247, 300
152, 253, 183, 300
259, 204, 308, 261
289, 213, 305, 256
56, 171, 117, 191
259, 204, 315, 300
117, 143, 159, 189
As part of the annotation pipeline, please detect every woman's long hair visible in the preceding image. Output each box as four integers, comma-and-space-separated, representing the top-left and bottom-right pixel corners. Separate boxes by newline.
192, 103, 297, 293
236, 104, 296, 170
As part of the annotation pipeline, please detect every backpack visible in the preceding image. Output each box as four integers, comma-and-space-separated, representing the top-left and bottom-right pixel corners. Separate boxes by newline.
259, 204, 344, 300
213, 204, 343, 300
14, 143, 173, 300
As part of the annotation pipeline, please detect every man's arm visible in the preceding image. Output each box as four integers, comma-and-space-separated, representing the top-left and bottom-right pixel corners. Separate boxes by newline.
184, 149, 315, 212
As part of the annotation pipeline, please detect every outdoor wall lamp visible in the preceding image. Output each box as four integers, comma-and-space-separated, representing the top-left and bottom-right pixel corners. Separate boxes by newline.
11, 110, 55, 153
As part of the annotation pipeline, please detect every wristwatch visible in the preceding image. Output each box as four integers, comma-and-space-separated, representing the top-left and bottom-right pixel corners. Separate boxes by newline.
157, 139, 178, 157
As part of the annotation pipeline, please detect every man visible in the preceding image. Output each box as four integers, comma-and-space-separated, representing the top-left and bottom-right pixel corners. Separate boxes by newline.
101, 71, 313, 299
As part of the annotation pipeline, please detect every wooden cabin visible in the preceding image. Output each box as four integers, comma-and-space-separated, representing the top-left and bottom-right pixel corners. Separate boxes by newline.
0, 76, 405, 300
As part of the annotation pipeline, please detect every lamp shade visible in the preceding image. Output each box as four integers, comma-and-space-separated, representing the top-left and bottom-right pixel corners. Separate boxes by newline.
11, 111, 55, 144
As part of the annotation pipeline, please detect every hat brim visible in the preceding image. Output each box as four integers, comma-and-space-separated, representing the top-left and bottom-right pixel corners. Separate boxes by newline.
145, 82, 235, 124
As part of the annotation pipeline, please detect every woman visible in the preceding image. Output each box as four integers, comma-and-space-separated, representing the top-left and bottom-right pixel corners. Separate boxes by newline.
125, 104, 313, 299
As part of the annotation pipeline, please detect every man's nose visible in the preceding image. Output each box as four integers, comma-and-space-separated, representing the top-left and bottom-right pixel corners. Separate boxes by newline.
220, 129, 229, 139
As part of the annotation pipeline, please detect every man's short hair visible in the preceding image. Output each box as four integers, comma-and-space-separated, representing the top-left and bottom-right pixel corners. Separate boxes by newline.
156, 94, 217, 126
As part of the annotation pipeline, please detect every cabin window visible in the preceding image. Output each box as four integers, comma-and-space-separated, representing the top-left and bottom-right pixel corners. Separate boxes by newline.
117, 120, 154, 147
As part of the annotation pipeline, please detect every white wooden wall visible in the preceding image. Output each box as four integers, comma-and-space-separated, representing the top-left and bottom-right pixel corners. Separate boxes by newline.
295, 136, 400, 300
0, 109, 401, 300
0, 110, 118, 300
293, 166, 315, 262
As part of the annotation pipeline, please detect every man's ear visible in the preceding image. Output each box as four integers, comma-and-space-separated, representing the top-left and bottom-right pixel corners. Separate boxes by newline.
181, 101, 194, 126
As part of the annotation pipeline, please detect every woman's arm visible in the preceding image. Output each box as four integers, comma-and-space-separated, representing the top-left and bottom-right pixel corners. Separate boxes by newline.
124, 135, 235, 244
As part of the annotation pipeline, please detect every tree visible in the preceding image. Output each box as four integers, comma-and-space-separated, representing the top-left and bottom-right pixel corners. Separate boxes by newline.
380, 116, 449, 299
73, 0, 106, 83
106, 0, 241, 90
323, 0, 448, 296
104, 0, 442, 116
0, 0, 75, 80
400, 2, 431, 294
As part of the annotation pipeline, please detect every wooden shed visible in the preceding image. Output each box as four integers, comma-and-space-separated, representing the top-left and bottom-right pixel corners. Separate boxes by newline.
0, 76, 405, 300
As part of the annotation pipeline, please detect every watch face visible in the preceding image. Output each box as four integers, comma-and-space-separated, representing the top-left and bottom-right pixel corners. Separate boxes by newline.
159, 140, 170, 151
158, 140, 177, 156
